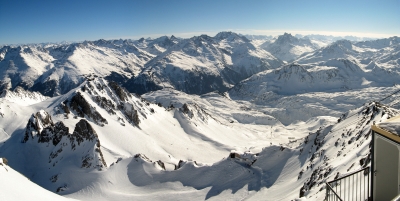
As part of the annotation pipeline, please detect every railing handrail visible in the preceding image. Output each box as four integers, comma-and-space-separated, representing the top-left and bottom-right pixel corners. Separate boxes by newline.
325, 166, 370, 201
328, 166, 370, 184
392, 193, 400, 201
326, 182, 343, 201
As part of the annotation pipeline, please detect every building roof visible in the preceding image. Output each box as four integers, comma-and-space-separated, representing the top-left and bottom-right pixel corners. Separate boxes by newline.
372, 115, 400, 143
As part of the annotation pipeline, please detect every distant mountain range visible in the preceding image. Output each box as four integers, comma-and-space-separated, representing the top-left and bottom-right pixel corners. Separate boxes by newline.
2, 32, 397, 98
0, 32, 283, 96
1, 31, 400, 200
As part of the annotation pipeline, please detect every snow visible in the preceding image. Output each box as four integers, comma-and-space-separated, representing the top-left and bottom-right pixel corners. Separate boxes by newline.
0, 128, 9, 143
0, 87, 48, 106
261, 33, 319, 61
377, 116, 400, 136
0, 161, 77, 201
0, 32, 400, 201
0, 76, 396, 201
0, 77, 340, 200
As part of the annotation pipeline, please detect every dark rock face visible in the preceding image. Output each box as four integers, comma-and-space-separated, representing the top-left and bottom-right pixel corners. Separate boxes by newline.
182, 103, 190, 114
156, 160, 166, 170
76, 79, 146, 127
176, 160, 185, 170
125, 70, 233, 95
134, 153, 152, 162
121, 103, 140, 126
69, 92, 108, 126
60, 101, 70, 114
104, 71, 130, 86
72, 119, 107, 169
23, 110, 70, 145
31, 79, 58, 97
22, 110, 107, 170
93, 96, 116, 115
72, 119, 98, 145
23, 111, 55, 143
109, 81, 129, 101
123, 74, 163, 95
178, 71, 230, 95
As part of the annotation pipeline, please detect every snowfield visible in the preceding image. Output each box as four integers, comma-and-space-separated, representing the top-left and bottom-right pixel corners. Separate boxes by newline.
0, 158, 77, 201
0, 32, 399, 200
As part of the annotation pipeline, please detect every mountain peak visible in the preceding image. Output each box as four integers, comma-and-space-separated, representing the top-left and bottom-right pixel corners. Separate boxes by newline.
214, 31, 250, 42
0, 87, 48, 106
320, 39, 354, 55
275, 33, 299, 44
261, 33, 316, 61
331, 39, 353, 48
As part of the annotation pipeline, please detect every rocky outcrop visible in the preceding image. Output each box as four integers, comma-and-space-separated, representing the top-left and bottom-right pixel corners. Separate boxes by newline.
68, 92, 108, 126
72, 119, 98, 145
93, 96, 116, 115
0, 157, 8, 166
23, 110, 55, 143
0, 86, 48, 105
109, 81, 129, 101
22, 110, 107, 170
133, 153, 166, 170
298, 102, 399, 198
121, 103, 140, 126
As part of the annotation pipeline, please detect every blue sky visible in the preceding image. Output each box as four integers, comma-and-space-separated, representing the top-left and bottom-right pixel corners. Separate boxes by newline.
0, 0, 399, 45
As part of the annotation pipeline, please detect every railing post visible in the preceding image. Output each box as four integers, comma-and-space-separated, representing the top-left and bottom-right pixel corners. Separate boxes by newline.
325, 167, 370, 201
371, 131, 375, 201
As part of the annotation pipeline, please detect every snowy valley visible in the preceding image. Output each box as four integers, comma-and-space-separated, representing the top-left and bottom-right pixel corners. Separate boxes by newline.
1, 32, 400, 200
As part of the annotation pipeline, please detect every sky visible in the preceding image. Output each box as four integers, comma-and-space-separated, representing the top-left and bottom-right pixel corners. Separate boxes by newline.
0, 0, 399, 45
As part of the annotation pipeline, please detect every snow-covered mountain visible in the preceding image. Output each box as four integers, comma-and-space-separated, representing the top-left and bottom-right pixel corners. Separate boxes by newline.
0, 32, 284, 97
1, 78, 396, 200
127, 32, 283, 95
229, 36, 400, 106
295, 39, 360, 64
295, 34, 380, 46
231, 60, 400, 99
133, 35, 181, 56
260, 33, 319, 61
1, 78, 298, 198
296, 37, 400, 67
1, 86, 48, 105
0, 40, 152, 96
1, 32, 400, 201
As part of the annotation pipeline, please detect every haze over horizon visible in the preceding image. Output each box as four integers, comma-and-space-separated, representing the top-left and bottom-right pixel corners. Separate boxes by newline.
0, 0, 399, 45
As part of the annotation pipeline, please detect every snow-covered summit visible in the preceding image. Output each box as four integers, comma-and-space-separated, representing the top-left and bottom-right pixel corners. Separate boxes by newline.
133, 35, 180, 56
214, 31, 251, 43
295, 39, 359, 64
356, 36, 400, 49
261, 33, 319, 61
127, 32, 283, 95
0, 86, 48, 106
0, 32, 284, 97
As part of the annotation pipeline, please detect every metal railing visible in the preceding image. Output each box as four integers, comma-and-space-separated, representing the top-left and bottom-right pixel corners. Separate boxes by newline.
325, 167, 370, 201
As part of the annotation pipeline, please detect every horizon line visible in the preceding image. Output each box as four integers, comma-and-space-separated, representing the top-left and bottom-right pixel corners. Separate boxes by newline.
2, 29, 399, 46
